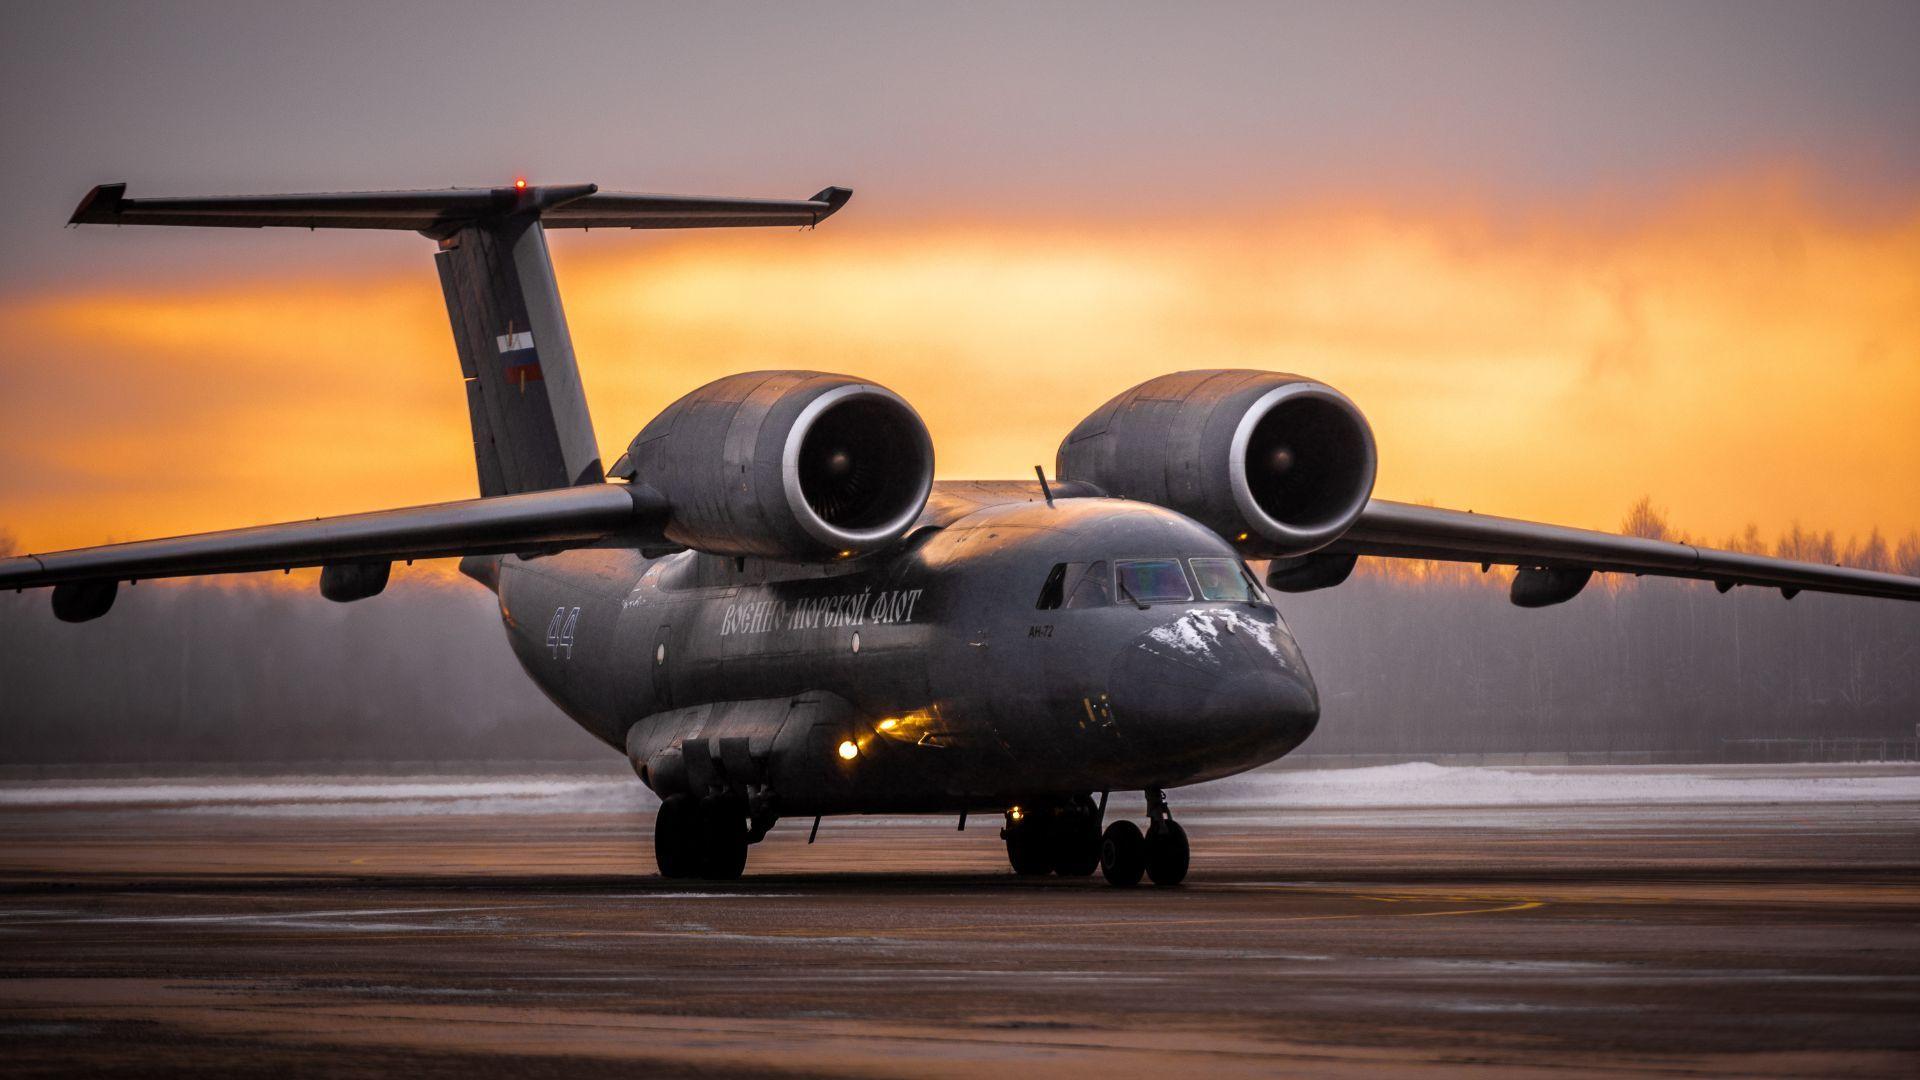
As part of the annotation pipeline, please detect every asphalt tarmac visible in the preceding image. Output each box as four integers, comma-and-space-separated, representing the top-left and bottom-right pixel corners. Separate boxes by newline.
1, 765, 1916, 1077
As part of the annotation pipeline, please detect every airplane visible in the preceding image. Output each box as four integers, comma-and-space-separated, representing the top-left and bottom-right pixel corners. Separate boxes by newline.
5, 179, 1917, 886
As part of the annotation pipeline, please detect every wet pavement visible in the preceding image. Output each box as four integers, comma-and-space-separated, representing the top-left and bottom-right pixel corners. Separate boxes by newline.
0, 768, 1916, 1077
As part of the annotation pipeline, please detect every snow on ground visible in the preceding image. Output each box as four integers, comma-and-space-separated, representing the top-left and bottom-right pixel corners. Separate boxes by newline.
0, 777, 650, 817
1189, 762, 1920, 808
2, 763, 1917, 818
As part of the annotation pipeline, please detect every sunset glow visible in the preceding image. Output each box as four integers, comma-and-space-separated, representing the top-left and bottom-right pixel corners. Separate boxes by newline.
2, 176, 1916, 555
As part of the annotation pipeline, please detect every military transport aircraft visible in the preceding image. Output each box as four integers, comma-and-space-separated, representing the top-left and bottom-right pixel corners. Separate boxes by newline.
5, 180, 1917, 886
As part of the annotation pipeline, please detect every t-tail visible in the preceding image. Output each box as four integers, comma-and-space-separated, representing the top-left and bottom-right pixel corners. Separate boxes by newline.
68, 180, 852, 497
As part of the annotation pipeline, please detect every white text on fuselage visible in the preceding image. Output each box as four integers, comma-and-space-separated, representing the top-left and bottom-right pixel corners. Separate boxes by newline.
719, 588, 926, 636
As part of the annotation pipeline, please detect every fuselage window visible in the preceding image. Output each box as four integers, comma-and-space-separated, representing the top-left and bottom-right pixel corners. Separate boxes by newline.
1035, 563, 1068, 609
1114, 559, 1194, 604
1191, 557, 1263, 603
1064, 561, 1110, 608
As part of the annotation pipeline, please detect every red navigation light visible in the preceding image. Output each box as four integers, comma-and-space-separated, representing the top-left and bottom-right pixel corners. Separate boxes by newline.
514, 178, 527, 190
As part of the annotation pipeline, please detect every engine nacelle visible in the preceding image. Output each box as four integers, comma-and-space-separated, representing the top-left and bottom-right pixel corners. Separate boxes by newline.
612, 371, 935, 560
1057, 370, 1377, 557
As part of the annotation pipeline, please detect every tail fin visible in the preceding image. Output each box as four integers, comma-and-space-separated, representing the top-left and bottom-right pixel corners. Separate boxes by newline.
434, 211, 601, 494
71, 181, 852, 496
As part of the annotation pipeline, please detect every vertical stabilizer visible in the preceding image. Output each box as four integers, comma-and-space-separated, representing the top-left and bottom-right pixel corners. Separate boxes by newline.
435, 218, 602, 495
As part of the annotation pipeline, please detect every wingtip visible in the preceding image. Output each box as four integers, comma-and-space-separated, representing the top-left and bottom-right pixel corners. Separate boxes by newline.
69, 182, 127, 225
809, 186, 853, 222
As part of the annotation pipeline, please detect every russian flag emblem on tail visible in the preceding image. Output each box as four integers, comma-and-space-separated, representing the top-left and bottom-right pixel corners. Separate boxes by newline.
495, 330, 544, 389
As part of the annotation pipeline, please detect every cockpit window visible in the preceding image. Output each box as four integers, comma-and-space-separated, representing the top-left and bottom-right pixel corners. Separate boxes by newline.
1064, 561, 1110, 608
1114, 559, 1193, 604
1035, 563, 1068, 610
1191, 557, 1265, 603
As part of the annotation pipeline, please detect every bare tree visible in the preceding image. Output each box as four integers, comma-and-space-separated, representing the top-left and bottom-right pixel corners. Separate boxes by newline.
1898, 532, 1920, 577
1621, 496, 1675, 541
1844, 528, 1893, 572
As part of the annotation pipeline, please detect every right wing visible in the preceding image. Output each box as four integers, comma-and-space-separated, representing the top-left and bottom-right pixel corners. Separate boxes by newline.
1, 485, 666, 618
1323, 499, 1920, 604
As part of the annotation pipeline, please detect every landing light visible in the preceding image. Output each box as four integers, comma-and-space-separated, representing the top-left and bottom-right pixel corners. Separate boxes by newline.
1008, 805, 1024, 822
514, 178, 527, 190
837, 740, 859, 761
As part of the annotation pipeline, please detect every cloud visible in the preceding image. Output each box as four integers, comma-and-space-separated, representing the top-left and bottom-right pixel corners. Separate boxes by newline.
1, 173, 1915, 552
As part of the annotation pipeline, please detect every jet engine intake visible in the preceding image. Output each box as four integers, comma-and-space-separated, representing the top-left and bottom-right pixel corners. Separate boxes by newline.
1056, 370, 1377, 557
613, 371, 935, 560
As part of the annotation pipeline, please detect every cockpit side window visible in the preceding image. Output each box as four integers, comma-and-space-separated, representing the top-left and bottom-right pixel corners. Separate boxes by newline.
1064, 561, 1110, 608
1191, 557, 1265, 603
1114, 559, 1194, 604
1035, 563, 1068, 610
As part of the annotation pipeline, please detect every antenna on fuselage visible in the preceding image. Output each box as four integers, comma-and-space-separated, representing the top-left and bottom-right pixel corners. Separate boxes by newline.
1034, 465, 1055, 508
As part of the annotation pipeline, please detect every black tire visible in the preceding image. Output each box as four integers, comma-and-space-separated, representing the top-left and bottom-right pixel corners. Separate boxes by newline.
1004, 817, 1052, 876
654, 794, 698, 879
1052, 811, 1102, 877
697, 795, 749, 880
1100, 820, 1146, 887
1145, 819, 1189, 886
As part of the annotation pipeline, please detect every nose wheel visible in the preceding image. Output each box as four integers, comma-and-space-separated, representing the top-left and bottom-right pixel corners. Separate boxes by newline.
1100, 788, 1188, 887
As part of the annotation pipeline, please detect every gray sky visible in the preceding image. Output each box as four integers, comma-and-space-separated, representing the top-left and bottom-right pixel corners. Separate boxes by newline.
2, 0, 1916, 289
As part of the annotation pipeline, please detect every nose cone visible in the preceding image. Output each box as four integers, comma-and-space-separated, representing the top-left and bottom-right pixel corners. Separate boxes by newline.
1108, 607, 1319, 783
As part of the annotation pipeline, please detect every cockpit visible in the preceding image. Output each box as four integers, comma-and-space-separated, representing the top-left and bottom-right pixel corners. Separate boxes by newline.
1035, 557, 1269, 610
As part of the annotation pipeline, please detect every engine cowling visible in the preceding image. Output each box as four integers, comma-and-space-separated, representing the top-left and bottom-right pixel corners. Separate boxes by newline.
1056, 370, 1377, 557
612, 371, 935, 560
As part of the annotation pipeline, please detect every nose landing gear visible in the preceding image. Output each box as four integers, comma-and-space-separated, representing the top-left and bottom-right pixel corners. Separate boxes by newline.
1002, 790, 1189, 887
1099, 787, 1188, 887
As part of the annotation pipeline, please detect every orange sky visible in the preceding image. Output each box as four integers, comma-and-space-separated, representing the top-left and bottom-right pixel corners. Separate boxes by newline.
1, 173, 1916, 555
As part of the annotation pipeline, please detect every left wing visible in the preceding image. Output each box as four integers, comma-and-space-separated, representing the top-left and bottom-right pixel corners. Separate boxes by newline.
1317, 499, 1920, 605
0, 485, 666, 620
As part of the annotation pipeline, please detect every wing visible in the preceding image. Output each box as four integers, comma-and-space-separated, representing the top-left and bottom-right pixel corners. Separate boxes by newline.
0, 485, 666, 619
1319, 499, 1920, 604
69, 183, 850, 235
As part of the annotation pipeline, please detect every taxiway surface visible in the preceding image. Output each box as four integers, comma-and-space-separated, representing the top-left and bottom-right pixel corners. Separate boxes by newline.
1, 764, 1916, 1077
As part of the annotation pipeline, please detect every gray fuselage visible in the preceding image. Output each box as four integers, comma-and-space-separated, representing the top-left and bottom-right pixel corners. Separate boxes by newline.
481, 497, 1320, 817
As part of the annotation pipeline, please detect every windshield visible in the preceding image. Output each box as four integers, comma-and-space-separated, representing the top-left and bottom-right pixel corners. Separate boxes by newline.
1114, 559, 1193, 603
1191, 557, 1265, 603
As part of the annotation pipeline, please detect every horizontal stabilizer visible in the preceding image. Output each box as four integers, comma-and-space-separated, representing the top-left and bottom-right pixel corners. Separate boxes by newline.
0, 484, 666, 591
70, 183, 851, 236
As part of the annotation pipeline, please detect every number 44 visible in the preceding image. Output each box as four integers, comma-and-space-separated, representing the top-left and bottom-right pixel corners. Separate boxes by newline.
547, 606, 581, 659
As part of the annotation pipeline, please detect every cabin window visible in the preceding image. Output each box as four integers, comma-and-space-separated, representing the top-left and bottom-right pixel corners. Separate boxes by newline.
1035, 563, 1068, 609
1191, 557, 1265, 603
1064, 561, 1111, 608
1114, 559, 1193, 604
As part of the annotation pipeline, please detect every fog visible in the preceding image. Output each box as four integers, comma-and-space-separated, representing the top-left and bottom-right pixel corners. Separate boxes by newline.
0, 571, 604, 768
2, 535, 1914, 770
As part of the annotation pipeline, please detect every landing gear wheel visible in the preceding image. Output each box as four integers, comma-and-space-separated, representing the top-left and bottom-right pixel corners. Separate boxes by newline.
1052, 809, 1102, 877
697, 795, 749, 880
654, 794, 699, 879
1099, 820, 1146, 887
1146, 819, 1189, 887
1003, 814, 1051, 876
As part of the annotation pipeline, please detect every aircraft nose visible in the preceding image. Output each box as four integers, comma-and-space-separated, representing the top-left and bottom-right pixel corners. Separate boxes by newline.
1203, 667, 1318, 736
1106, 608, 1319, 777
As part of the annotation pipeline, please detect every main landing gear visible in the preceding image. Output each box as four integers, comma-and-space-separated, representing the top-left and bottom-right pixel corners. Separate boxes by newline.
1002, 789, 1189, 887
654, 792, 755, 880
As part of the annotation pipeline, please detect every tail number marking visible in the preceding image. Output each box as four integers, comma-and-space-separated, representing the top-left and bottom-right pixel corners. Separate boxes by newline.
547, 606, 581, 659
